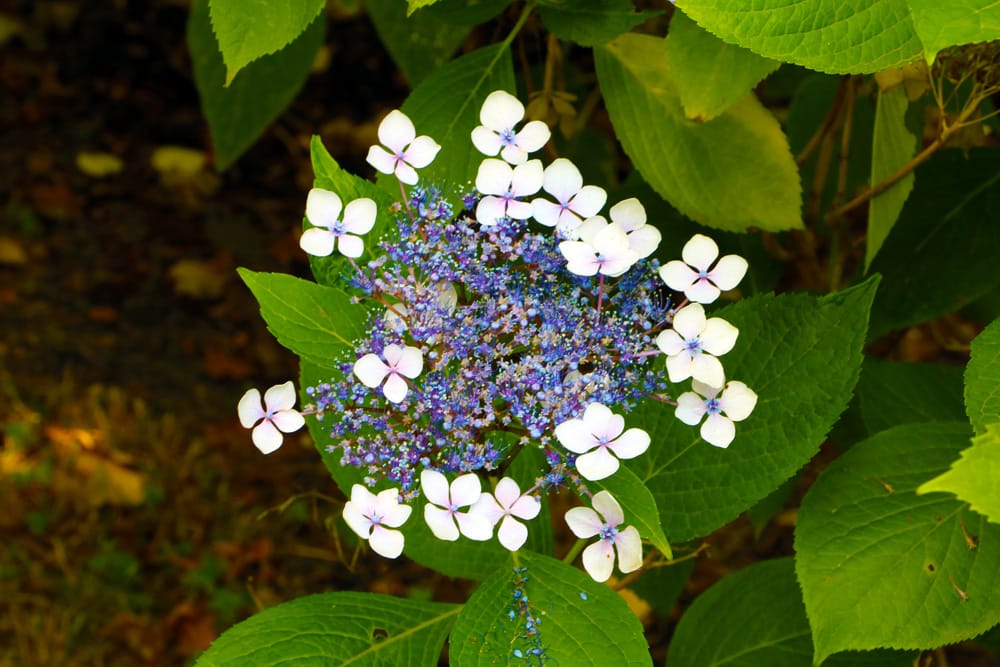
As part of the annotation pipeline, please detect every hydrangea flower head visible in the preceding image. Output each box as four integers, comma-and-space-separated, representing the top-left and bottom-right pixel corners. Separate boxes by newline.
353, 344, 423, 403
656, 303, 738, 388
366, 110, 441, 185
555, 403, 650, 480
532, 158, 607, 237
565, 491, 642, 582
343, 484, 412, 558
471, 90, 551, 165
470, 477, 541, 551
422, 470, 493, 541
675, 380, 758, 448
300, 189, 376, 258
660, 234, 748, 304
237, 381, 305, 454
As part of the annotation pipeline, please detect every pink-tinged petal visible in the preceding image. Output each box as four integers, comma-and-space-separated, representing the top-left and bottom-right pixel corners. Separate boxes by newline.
719, 381, 758, 421
455, 511, 493, 541
493, 477, 522, 509
581, 402, 614, 431
382, 344, 404, 367
608, 428, 650, 460
656, 329, 685, 356
271, 409, 304, 434
592, 223, 630, 256
672, 303, 707, 340
511, 160, 543, 197
497, 516, 529, 551
554, 417, 598, 454
394, 162, 419, 186
369, 525, 405, 558
366, 145, 397, 175
701, 318, 739, 356
609, 197, 646, 232
569, 185, 607, 218
305, 188, 343, 227
691, 380, 722, 398
556, 211, 585, 239
675, 392, 708, 425
403, 135, 441, 168
382, 373, 409, 403
337, 234, 364, 259
470, 493, 505, 525
659, 261, 699, 292
514, 121, 550, 153
342, 198, 377, 235
342, 497, 374, 539
582, 540, 616, 582
701, 413, 736, 448
505, 199, 534, 220
476, 196, 508, 226
627, 226, 661, 258
475, 158, 513, 195
530, 198, 561, 227
375, 489, 412, 528
575, 447, 620, 481
300, 228, 337, 257
690, 354, 726, 389
421, 469, 451, 506
471, 126, 503, 157
479, 90, 524, 130
576, 216, 607, 245
598, 249, 639, 278
395, 346, 423, 378
252, 421, 283, 454
666, 351, 695, 383
593, 415, 625, 445
351, 483, 377, 506
499, 144, 529, 166
543, 158, 583, 203
615, 526, 643, 573
591, 490, 624, 526
353, 354, 389, 388
264, 381, 298, 412
424, 505, 460, 541
564, 506, 602, 538
681, 233, 719, 271
450, 473, 482, 506
377, 110, 416, 152
686, 279, 722, 304
710, 254, 749, 290
510, 495, 541, 520
558, 241, 599, 276
238, 389, 264, 428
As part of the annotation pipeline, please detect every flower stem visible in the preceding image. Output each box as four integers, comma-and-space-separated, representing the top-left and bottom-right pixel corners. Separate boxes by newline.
562, 538, 586, 565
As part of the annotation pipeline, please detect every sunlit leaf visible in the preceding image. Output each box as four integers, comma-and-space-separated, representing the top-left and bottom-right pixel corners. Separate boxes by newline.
965, 316, 1000, 435
918, 422, 1000, 525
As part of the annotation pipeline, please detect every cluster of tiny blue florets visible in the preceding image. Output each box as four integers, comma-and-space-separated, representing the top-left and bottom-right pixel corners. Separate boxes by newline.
508, 566, 548, 664
305, 185, 672, 495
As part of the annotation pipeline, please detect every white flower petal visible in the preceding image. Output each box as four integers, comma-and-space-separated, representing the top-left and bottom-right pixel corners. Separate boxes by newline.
510, 495, 541, 521
497, 516, 529, 551
581, 402, 614, 432
656, 329, 686, 356
238, 388, 264, 428
471, 126, 503, 157
343, 495, 374, 539
591, 490, 624, 526
421, 469, 451, 506
394, 162, 419, 186
575, 447, 620, 481
666, 353, 695, 383
682, 234, 719, 271
686, 279, 722, 304
470, 493, 505, 525
564, 506, 601, 538
271, 409, 304, 434
569, 185, 607, 218
554, 418, 598, 454
675, 392, 708, 425
499, 144, 529, 166
377, 110, 416, 152
375, 488, 412, 527
450, 473, 482, 506
251, 420, 283, 454
337, 234, 364, 258
353, 353, 389, 388
672, 303, 707, 340
515, 121, 550, 153
710, 254, 749, 291
369, 525, 405, 558
627, 226, 661, 258
559, 241, 599, 276
598, 249, 639, 277
396, 346, 423, 378
530, 199, 561, 227
692, 379, 722, 398
305, 188, 343, 227
366, 145, 397, 175
543, 158, 583, 203
476, 196, 508, 226
455, 511, 493, 541
404, 135, 441, 169
342, 198, 377, 235
475, 158, 513, 196
506, 199, 534, 220
690, 354, 725, 389
576, 216, 607, 245
582, 540, 615, 583
719, 382, 758, 421
511, 160, 544, 197
659, 261, 699, 292
494, 477, 522, 509
608, 428, 650, 460
701, 318, 739, 356
615, 526, 643, 573
264, 381, 298, 412
300, 228, 337, 257
424, 505, 460, 541
701, 413, 736, 448
480, 90, 524, 131
382, 373, 409, 403
609, 197, 646, 232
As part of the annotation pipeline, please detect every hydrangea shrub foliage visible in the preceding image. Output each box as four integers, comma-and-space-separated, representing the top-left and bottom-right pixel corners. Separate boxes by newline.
194, 1, 1000, 664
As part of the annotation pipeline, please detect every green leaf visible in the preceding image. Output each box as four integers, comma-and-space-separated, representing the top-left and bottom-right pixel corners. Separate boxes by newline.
195, 592, 459, 666
537, 0, 660, 47
238, 269, 365, 368
675, 0, 923, 74
746, 475, 797, 538
868, 149, 1000, 337
188, 0, 324, 169
634, 278, 879, 542
857, 357, 965, 435
300, 360, 367, 493
906, 0, 1000, 63
417, 0, 511, 25
595, 33, 802, 233
630, 556, 695, 618
406, 0, 440, 12
664, 10, 780, 121
591, 466, 672, 558
207, 0, 325, 84
918, 422, 1000, 524
668, 558, 916, 667
866, 86, 918, 270
795, 422, 1000, 664
367, 0, 469, 86
448, 551, 651, 666
965, 317, 1000, 434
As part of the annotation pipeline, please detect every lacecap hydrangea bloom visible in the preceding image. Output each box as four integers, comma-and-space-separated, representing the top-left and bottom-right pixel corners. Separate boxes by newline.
237, 91, 757, 582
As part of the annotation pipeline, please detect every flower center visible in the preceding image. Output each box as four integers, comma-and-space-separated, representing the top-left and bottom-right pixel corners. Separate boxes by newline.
705, 397, 721, 414
500, 128, 517, 146
599, 523, 618, 541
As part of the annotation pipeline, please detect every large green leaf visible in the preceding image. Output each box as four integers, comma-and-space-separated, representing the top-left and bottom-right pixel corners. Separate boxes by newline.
417, 0, 511, 25
537, 0, 660, 47
675, 0, 923, 74
592, 465, 672, 558
367, 0, 469, 86
634, 278, 879, 542
918, 423, 1000, 525
856, 357, 965, 435
449, 551, 650, 665
907, 0, 1000, 63
868, 149, 1000, 336
238, 269, 366, 368
965, 316, 1000, 434
595, 34, 802, 233
195, 592, 458, 666
188, 0, 324, 169
796, 422, 1000, 664
664, 10, 780, 122
866, 86, 917, 270
207, 0, 325, 84
668, 558, 916, 667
